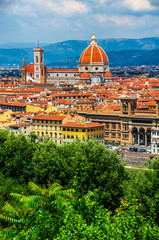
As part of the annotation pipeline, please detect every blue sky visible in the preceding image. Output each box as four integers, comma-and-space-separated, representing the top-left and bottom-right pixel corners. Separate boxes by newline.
0, 0, 159, 44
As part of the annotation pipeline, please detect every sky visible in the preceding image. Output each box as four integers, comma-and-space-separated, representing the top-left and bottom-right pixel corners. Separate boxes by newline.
0, 0, 159, 44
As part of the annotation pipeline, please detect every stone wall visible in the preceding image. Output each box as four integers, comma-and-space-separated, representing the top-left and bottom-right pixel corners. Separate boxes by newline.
119, 152, 158, 167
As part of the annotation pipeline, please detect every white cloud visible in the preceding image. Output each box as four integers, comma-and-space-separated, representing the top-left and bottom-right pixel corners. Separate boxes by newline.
95, 14, 135, 26
95, 13, 159, 28
7, 0, 88, 17
123, 0, 156, 11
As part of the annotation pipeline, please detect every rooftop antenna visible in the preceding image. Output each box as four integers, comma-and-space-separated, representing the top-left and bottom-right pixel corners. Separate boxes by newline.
38, 40, 39, 47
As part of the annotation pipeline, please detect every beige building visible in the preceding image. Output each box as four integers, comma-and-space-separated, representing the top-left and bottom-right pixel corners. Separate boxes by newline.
78, 97, 159, 147
9, 123, 32, 135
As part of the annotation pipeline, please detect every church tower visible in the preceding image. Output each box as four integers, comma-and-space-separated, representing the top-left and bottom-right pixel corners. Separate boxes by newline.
33, 46, 44, 82
21, 57, 26, 84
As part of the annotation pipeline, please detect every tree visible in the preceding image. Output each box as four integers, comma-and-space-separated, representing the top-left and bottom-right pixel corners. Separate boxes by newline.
33, 140, 126, 210
0, 182, 74, 239
0, 131, 37, 183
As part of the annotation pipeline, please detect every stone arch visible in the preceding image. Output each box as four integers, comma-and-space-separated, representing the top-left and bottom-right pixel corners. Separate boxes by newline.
139, 128, 145, 145
132, 127, 138, 144
146, 128, 151, 146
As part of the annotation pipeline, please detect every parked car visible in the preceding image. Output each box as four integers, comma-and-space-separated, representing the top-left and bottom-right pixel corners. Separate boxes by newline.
146, 150, 151, 154
129, 147, 138, 152
138, 148, 147, 153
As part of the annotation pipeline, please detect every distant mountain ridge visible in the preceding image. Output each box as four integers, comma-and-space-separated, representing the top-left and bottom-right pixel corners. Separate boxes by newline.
0, 37, 159, 67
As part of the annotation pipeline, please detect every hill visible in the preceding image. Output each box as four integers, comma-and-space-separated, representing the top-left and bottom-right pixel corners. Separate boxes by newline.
0, 37, 159, 67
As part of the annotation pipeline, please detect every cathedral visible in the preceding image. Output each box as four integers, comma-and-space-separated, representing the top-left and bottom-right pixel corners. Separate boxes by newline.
21, 33, 113, 85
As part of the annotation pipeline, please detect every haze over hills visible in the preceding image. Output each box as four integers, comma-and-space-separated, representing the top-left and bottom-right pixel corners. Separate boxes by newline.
0, 37, 159, 67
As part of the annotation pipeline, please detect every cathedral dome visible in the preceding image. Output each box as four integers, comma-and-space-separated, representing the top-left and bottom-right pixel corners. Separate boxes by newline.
79, 33, 109, 65
80, 72, 91, 79
104, 72, 113, 78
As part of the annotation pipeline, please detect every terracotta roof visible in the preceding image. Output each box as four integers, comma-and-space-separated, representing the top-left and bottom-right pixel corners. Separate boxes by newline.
80, 72, 91, 79
79, 45, 108, 64
104, 72, 113, 78
62, 121, 105, 128
9, 123, 30, 128
26, 64, 34, 73
21, 58, 26, 69
94, 72, 101, 76
0, 102, 26, 107
32, 115, 66, 120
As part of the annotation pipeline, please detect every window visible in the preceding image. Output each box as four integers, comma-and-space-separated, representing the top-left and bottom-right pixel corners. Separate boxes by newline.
59, 133, 62, 139
50, 120, 52, 124
67, 134, 70, 139
59, 127, 61, 131
42, 132, 44, 137
71, 135, 74, 139
67, 128, 70, 131
112, 123, 116, 130
82, 129, 85, 132
88, 129, 90, 132
75, 129, 78, 132
50, 132, 52, 138
41, 125, 44, 130
63, 134, 65, 139
55, 132, 57, 138
37, 125, 39, 130
65, 74, 67, 76
82, 135, 85, 140
59, 121, 62, 124
46, 120, 48, 124
118, 133, 121, 139
50, 126, 52, 130
71, 129, 74, 132
36, 56, 38, 63
37, 120, 39, 123
55, 121, 57, 124
106, 123, 109, 129
76, 135, 78, 139
33, 119, 35, 123
122, 134, 128, 140
95, 67, 98, 70
55, 126, 57, 131
63, 128, 66, 131
123, 124, 128, 131
46, 126, 48, 130
111, 133, 116, 138
85, 67, 88, 70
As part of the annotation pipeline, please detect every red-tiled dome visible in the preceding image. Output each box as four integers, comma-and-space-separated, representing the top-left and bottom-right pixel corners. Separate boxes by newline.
79, 33, 108, 65
80, 72, 91, 79
104, 72, 113, 78
26, 64, 34, 73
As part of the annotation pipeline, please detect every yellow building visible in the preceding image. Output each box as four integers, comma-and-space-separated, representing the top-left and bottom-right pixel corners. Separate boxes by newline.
0, 110, 16, 128
32, 115, 66, 144
62, 121, 105, 144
